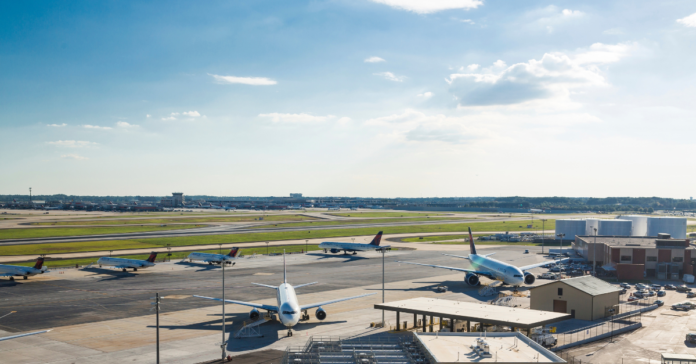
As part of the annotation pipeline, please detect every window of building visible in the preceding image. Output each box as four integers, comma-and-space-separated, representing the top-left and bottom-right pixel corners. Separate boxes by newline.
673, 257, 684, 262
647, 256, 657, 262
621, 255, 632, 262
558, 288, 563, 296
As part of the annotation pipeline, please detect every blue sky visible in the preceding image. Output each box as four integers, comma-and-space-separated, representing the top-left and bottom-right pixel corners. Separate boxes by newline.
2, 1, 696, 197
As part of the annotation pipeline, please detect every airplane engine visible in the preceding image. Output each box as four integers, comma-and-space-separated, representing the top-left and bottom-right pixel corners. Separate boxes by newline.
330, 249, 341, 254
524, 272, 535, 285
315, 307, 327, 321
249, 309, 260, 320
465, 273, 480, 286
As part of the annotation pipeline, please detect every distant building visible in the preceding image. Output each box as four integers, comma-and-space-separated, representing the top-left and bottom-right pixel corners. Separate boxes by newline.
530, 276, 621, 320
161, 192, 185, 207
290, 193, 303, 198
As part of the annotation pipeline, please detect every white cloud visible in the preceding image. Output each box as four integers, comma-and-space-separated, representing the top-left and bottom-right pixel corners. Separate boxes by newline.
530, 6, 585, 34
417, 92, 433, 99
458, 19, 475, 24
82, 125, 113, 130
171, 112, 180, 116
117, 121, 139, 128
183, 111, 201, 117
258, 113, 336, 123
603, 28, 624, 35
365, 109, 490, 144
369, 0, 483, 14
47, 140, 97, 148
337, 117, 352, 125
209, 73, 277, 85
373, 72, 406, 82
561, 9, 583, 17
467, 64, 479, 71
146, 114, 151, 118
365, 56, 386, 63
161, 116, 177, 121
677, 12, 696, 27
492, 60, 507, 68
446, 43, 636, 107
61, 154, 88, 160
47, 123, 67, 127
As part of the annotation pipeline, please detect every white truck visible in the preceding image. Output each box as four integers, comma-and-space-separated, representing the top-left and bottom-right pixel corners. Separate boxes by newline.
683, 274, 695, 284
529, 327, 557, 347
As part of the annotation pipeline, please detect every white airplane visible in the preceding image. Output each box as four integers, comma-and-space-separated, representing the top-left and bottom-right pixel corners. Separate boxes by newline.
97, 252, 158, 272
194, 253, 375, 336
187, 248, 241, 265
398, 228, 565, 288
0, 258, 48, 281
319, 231, 390, 255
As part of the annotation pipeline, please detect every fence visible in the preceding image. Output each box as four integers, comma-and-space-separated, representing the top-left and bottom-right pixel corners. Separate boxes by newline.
552, 311, 642, 351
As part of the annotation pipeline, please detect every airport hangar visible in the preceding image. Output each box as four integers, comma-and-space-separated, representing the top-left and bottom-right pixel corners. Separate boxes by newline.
572, 234, 694, 280
529, 276, 621, 321
375, 297, 570, 336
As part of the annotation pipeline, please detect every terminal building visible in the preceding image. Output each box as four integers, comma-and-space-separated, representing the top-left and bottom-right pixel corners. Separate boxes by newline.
573, 234, 695, 280
555, 216, 687, 240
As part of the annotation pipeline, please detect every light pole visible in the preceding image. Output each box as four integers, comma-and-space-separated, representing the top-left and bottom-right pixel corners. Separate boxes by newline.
221, 255, 227, 360
593, 228, 597, 276
541, 219, 548, 254
151, 293, 160, 364
381, 247, 385, 327
305, 239, 308, 254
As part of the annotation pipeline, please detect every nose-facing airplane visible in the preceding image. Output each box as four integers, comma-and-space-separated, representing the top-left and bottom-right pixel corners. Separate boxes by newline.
195, 253, 376, 336
398, 227, 566, 288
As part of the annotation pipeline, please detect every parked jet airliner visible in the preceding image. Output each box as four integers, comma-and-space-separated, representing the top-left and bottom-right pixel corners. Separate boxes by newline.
319, 231, 389, 255
0, 258, 48, 281
195, 253, 375, 336
398, 228, 565, 288
187, 248, 241, 265
97, 252, 158, 272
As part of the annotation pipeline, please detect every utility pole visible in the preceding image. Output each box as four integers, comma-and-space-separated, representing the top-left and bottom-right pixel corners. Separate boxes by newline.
593, 228, 598, 276
29, 187, 32, 208
541, 219, 547, 254
221, 257, 227, 360
381, 247, 385, 327
305, 239, 308, 254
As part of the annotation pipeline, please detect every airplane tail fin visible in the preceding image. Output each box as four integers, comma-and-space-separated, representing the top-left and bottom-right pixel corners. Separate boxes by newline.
228, 247, 240, 258
33, 257, 45, 270
468, 227, 477, 255
283, 250, 287, 283
146, 252, 158, 263
369, 231, 384, 246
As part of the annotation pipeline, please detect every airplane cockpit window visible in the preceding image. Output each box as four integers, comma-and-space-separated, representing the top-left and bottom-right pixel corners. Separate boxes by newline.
513, 274, 523, 278
282, 310, 296, 315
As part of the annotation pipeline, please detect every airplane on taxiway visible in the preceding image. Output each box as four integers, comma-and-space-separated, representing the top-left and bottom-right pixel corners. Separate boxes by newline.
0, 257, 48, 281
195, 252, 376, 336
398, 227, 566, 288
187, 247, 241, 265
319, 231, 390, 255
97, 252, 158, 272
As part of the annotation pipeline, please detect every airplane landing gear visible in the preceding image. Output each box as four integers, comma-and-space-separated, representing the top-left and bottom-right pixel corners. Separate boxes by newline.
301, 311, 310, 321
9, 277, 14, 281
122, 268, 127, 272
352, 251, 357, 255
23, 276, 27, 280
287, 329, 293, 337
133, 268, 138, 272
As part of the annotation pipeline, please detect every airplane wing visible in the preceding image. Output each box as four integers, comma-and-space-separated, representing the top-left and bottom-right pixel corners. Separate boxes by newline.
252, 283, 278, 289
397, 261, 496, 279
519, 258, 570, 271
294, 282, 318, 288
443, 254, 470, 260
0, 330, 51, 342
193, 295, 278, 311
299, 293, 376, 311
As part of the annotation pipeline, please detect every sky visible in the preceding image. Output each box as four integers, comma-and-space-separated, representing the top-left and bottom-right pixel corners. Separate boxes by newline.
1, 0, 696, 198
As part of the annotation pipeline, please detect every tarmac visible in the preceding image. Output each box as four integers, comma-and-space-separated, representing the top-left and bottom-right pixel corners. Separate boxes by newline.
0, 244, 553, 364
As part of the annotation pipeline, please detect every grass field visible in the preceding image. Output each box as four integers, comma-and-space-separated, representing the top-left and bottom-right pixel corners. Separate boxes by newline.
12, 244, 323, 267
32, 214, 317, 226
0, 224, 203, 240
0, 220, 557, 257
253, 217, 474, 229
401, 234, 478, 243
328, 212, 449, 218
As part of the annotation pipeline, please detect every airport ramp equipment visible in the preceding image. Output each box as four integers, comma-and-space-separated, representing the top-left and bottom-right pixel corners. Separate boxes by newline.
234, 317, 270, 338
478, 285, 498, 297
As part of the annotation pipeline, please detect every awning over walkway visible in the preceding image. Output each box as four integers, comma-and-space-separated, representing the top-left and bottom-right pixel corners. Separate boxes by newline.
375, 297, 571, 330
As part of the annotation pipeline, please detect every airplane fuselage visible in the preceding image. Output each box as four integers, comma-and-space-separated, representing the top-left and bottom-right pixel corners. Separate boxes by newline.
469, 254, 525, 286
319, 242, 386, 252
97, 257, 154, 269
187, 252, 235, 263
276, 283, 301, 328
0, 264, 42, 277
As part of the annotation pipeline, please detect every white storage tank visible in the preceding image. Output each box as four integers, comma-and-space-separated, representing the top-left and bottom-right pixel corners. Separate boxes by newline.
585, 219, 600, 236
617, 215, 648, 236
647, 217, 687, 239
598, 219, 632, 236
555, 219, 587, 240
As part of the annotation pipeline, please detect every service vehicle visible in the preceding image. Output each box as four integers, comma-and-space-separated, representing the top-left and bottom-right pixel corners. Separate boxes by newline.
687, 333, 696, 344
529, 327, 557, 347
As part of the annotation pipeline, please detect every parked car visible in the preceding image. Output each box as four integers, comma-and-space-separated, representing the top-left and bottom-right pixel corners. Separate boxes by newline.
620, 283, 631, 289
658, 290, 666, 297
674, 303, 692, 311
677, 285, 693, 293
646, 291, 656, 297
656, 300, 664, 307
651, 284, 662, 290
628, 296, 639, 302
633, 292, 644, 298
687, 292, 696, 298
666, 284, 677, 290
620, 289, 627, 295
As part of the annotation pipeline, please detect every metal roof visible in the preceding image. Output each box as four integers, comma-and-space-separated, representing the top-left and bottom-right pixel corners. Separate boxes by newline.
530, 276, 621, 297
375, 297, 570, 330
